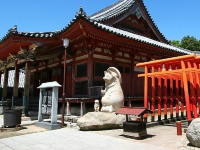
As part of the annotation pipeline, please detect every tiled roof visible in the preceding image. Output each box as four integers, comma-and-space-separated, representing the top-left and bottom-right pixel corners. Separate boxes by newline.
0, 25, 58, 45
89, 0, 168, 43
92, 21, 193, 55
89, 0, 135, 22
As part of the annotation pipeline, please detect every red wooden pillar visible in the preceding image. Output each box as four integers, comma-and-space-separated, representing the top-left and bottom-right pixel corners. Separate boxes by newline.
181, 61, 192, 125
131, 54, 135, 96
164, 77, 168, 120
170, 77, 174, 119
87, 50, 93, 87
151, 67, 155, 122
158, 68, 162, 121
112, 50, 116, 67
175, 78, 179, 118
187, 62, 198, 118
193, 71, 197, 114
180, 79, 184, 117
144, 66, 148, 122
194, 63, 200, 115
72, 55, 75, 97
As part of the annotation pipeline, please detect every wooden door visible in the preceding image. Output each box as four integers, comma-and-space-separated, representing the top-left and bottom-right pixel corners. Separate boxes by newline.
117, 64, 131, 96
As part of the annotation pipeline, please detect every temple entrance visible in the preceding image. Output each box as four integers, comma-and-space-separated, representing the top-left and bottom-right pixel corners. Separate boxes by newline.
117, 63, 131, 95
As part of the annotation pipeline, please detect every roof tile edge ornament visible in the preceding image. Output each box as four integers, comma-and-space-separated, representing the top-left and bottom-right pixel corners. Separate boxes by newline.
89, 0, 135, 22
8, 25, 18, 34
76, 6, 87, 17
0, 25, 18, 45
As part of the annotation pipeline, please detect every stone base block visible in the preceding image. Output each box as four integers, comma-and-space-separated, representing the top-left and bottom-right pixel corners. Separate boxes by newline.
34, 122, 61, 130
123, 121, 147, 137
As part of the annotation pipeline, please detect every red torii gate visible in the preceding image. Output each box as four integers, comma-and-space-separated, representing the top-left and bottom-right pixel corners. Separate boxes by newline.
136, 54, 200, 125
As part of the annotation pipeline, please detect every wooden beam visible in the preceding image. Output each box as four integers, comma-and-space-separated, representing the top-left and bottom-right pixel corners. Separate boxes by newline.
181, 61, 192, 124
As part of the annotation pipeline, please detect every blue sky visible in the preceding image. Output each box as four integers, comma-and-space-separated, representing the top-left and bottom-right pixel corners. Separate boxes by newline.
0, 0, 199, 42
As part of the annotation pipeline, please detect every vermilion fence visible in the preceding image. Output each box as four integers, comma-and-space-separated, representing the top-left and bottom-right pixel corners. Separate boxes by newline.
137, 54, 200, 125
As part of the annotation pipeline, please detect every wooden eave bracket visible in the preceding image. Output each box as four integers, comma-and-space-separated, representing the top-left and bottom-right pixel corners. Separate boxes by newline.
79, 23, 87, 37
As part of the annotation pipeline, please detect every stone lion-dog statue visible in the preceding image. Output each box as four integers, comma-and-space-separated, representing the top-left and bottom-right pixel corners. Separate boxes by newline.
101, 67, 124, 112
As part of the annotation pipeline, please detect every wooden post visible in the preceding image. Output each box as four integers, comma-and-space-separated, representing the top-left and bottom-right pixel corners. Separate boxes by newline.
12, 61, 19, 108
170, 77, 174, 119
158, 68, 162, 121
72, 55, 75, 97
181, 61, 192, 125
87, 50, 93, 87
131, 54, 135, 96
175, 78, 179, 118
23, 61, 31, 115
2, 67, 8, 101
180, 79, 184, 118
62, 49, 67, 127
112, 50, 116, 67
164, 77, 168, 120
194, 63, 200, 115
144, 66, 148, 122
151, 67, 155, 122
187, 62, 198, 118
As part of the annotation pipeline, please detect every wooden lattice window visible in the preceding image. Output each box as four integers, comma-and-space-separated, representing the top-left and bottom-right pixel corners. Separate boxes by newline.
125, 67, 130, 74
95, 62, 110, 77
77, 62, 87, 78
52, 69, 57, 76
75, 81, 88, 95
118, 66, 124, 73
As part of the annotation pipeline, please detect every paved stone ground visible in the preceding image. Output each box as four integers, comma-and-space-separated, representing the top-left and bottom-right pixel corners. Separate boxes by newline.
0, 128, 172, 150
89, 123, 198, 150
0, 114, 199, 150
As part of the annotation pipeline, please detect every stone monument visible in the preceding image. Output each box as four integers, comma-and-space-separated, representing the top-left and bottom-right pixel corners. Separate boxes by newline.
101, 67, 124, 112
35, 81, 61, 130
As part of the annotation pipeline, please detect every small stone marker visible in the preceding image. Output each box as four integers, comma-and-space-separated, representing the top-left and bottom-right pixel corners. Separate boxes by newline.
35, 81, 61, 130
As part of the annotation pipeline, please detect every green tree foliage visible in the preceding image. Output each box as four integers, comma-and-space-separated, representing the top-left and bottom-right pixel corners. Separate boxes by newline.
169, 40, 180, 47
169, 36, 200, 51
180, 36, 200, 51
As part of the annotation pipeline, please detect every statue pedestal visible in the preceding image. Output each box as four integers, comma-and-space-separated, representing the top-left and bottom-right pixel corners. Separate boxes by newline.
77, 112, 125, 130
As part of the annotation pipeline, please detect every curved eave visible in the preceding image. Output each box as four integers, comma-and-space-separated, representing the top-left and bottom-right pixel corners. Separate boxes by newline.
0, 14, 86, 47
140, 0, 168, 43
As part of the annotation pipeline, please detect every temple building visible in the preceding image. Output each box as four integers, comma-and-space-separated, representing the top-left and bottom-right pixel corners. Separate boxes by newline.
0, 0, 194, 115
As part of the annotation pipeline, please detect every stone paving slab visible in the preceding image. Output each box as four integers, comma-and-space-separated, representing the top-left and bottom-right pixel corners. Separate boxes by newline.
0, 128, 171, 150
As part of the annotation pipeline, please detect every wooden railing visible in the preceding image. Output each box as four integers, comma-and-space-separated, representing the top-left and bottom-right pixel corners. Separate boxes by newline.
88, 86, 103, 98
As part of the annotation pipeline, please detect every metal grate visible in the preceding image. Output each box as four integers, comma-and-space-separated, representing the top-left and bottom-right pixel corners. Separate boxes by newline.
1, 70, 25, 88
